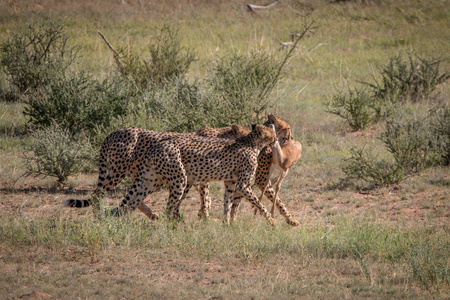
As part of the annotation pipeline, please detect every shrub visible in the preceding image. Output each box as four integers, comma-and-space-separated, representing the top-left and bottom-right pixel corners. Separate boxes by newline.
111, 38, 307, 132
0, 20, 77, 96
112, 25, 196, 89
326, 86, 375, 131
207, 49, 282, 125
342, 109, 449, 187
327, 54, 449, 130
116, 79, 221, 133
23, 72, 130, 136
380, 114, 436, 174
366, 53, 449, 103
23, 124, 95, 183
342, 147, 404, 187
429, 105, 450, 166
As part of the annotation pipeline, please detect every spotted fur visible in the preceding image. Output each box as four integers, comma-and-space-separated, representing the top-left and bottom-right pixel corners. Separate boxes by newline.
228, 114, 300, 226
63, 125, 250, 219
113, 125, 278, 225
64, 115, 300, 226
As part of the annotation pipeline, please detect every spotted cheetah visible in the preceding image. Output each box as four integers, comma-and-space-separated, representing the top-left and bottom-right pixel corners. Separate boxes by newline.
63, 125, 250, 219
228, 114, 301, 226
112, 124, 278, 225
64, 115, 300, 226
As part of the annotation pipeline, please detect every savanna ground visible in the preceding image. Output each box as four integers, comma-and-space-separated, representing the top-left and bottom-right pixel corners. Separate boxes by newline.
0, 0, 449, 299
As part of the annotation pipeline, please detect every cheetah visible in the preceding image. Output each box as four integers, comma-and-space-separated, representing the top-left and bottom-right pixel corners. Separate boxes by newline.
112, 124, 278, 225
228, 114, 301, 226
63, 125, 250, 219
194, 116, 298, 224
64, 115, 300, 226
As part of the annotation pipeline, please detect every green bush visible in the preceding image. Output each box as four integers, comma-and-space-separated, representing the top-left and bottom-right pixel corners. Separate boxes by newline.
327, 53, 449, 130
367, 53, 449, 103
343, 147, 404, 187
207, 49, 282, 125
326, 86, 375, 131
342, 108, 449, 187
117, 79, 218, 133
380, 114, 436, 174
23, 124, 95, 183
23, 72, 130, 135
0, 20, 77, 96
109, 45, 297, 133
113, 25, 196, 89
429, 105, 450, 166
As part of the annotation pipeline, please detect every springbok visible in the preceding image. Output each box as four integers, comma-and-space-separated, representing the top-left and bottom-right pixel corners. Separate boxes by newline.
256, 115, 302, 216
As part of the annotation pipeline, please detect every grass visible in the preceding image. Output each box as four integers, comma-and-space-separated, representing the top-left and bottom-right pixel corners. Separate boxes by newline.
0, 209, 448, 299
0, 0, 449, 298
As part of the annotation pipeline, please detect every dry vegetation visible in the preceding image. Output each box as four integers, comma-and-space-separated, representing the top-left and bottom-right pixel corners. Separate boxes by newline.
0, 0, 449, 299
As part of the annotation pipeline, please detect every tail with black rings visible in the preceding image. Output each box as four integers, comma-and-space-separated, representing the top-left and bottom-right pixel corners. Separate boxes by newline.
63, 199, 91, 208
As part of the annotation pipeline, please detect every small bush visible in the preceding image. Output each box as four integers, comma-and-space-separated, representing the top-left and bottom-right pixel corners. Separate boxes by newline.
113, 25, 196, 89
111, 43, 300, 133
367, 53, 449, 103
23, 124, 95, 183
207, 49, 282, 125
23, 72, 130, 135
429, 105, 450, 166
0, 20, 77, 96
326, 86, 375, 131
343, 147, 404, 187
380, 114, 436, 174
327, 54, 449, 130
342, 108, 449, 187
114, 79, 224, 133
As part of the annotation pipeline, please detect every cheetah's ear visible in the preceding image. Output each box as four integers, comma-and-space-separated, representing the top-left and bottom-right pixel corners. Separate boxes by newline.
253, 124, 263, 135
268, 124, 275, 133
231, 124, 239, 135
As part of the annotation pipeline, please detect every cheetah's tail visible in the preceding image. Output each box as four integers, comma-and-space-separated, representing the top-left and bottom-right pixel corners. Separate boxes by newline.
63, 199, 91, 208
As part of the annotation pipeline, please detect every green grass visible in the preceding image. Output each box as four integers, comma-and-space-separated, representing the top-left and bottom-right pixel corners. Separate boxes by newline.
0, 212, 448, 298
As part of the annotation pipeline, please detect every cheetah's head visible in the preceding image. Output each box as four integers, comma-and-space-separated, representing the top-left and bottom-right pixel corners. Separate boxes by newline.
251, 124, 277, 149
231, 124, 251, 138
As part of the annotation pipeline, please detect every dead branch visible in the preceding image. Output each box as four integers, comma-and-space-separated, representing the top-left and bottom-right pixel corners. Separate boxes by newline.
96, 29, 125, 72
96, 29, 119, 57
247, 0, 280, 12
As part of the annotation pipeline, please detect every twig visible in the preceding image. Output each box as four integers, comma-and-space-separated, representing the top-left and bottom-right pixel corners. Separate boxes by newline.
296, 82, 310, 98
96, 29, 124, 72
257, 17, 317, 102
247, 0, 280, 12
96, 29, 119, 56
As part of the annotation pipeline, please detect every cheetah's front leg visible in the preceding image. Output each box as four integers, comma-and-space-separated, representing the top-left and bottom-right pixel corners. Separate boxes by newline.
235, 184, 275, 226
223, 181, 237, 224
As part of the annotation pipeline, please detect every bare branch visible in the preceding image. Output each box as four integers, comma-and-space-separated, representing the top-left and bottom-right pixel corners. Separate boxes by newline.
96, 29, 119, 57
247, 0, 280, 12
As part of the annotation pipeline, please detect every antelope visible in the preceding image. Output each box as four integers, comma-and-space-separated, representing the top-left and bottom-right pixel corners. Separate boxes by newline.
256, 114, 302, 216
